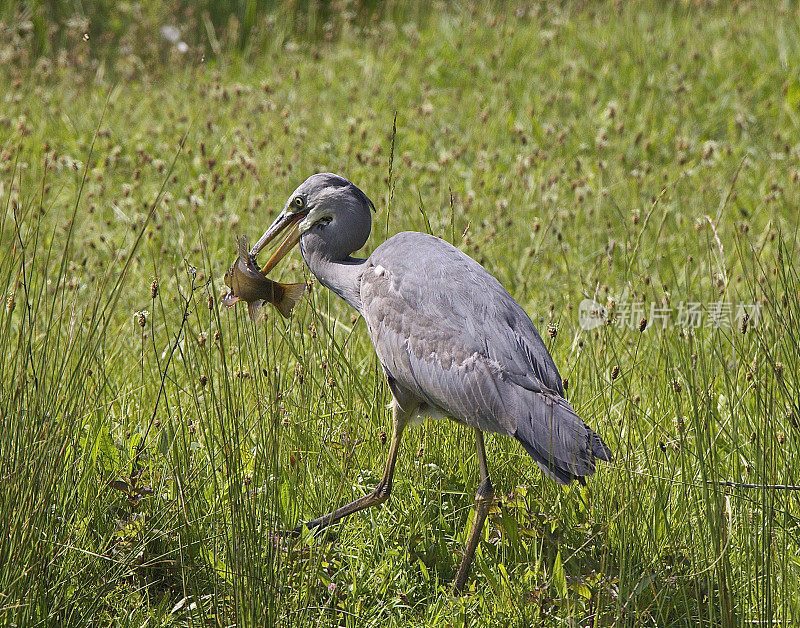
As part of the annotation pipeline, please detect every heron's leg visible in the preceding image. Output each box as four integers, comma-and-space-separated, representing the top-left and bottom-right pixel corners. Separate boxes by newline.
296, 403, 409, 533
452, 428, 494, 594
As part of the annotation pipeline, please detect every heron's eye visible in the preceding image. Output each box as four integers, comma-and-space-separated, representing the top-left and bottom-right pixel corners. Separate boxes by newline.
292, 196, 305, 210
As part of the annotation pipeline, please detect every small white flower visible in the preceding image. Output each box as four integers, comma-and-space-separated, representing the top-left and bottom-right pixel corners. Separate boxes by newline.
160, 25, 180, 44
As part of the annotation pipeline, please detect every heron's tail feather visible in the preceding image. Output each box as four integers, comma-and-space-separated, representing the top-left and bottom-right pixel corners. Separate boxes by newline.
591, 429, 612, 462
513, 392, 611, 485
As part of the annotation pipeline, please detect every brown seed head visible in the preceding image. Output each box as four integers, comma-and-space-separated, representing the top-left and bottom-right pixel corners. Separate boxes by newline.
150, 279, 158, 299
611, 365, 620, 380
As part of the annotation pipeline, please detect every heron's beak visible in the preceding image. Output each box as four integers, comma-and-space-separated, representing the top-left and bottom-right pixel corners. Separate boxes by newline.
250, 209, 307, 276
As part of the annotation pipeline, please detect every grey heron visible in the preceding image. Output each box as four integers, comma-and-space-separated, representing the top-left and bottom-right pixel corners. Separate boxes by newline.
251, 173, 612, 593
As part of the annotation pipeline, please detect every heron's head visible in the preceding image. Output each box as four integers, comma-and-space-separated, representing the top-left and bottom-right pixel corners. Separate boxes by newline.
252, 173, 374, 272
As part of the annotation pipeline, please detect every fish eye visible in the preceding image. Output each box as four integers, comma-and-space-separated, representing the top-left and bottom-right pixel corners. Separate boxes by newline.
316, 216, 332, 228
292, 196, 305, 210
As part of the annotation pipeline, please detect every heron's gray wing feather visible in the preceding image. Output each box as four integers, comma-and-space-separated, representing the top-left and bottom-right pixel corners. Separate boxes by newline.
361, 232, 610, 483
362, 270, 512, 433
367, 232, 563, 391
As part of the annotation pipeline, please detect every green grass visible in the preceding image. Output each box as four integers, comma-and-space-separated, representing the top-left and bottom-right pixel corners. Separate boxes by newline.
1, 2, 800, 625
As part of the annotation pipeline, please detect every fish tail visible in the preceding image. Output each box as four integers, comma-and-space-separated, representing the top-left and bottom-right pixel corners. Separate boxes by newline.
274, 282, 306, 318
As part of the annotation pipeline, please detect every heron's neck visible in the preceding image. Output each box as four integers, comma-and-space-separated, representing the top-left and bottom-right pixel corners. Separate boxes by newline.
303, 247, 367, 313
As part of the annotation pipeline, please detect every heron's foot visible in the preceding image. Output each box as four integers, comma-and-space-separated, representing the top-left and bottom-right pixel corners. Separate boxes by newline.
267, 527, 305, 552
271, 526, 300, 538
297, 482, 393, 533
290, 483, 392, 544
290, 521, 340, 543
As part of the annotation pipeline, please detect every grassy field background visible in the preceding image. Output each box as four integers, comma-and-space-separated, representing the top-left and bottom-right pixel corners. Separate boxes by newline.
2, 1, 800, 625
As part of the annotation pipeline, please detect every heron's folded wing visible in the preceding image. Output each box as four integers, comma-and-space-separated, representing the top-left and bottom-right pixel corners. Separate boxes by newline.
365, 232, 564, 395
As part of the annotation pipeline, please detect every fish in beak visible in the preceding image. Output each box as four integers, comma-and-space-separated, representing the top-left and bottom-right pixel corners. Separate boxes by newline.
222, 234, 305, 320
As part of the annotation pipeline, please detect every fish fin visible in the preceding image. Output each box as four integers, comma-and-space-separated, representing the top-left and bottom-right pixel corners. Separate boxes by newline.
274, 282, 306, 318
222, 292, 240, 307
247, 300, 264, 322
238, 234, 249, 260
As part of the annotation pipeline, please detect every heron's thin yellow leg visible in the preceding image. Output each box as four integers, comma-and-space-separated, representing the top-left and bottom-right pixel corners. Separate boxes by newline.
297, 403, 409, 533
452, 428, 494, 594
